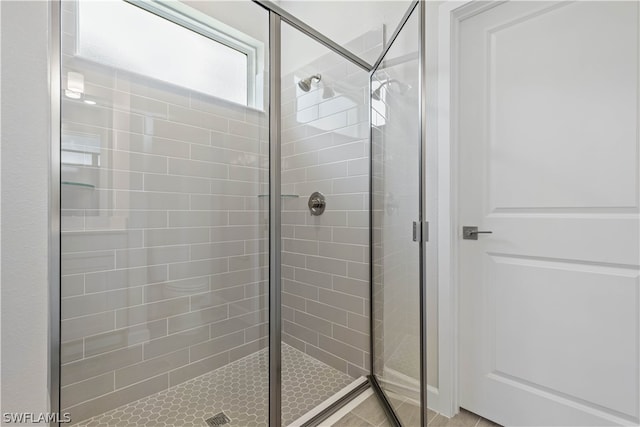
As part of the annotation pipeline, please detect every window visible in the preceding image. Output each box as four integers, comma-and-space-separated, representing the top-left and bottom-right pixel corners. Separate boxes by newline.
77, 0, 259, 106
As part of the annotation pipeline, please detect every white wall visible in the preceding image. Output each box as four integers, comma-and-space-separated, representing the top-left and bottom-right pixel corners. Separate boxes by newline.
0, 0, 51, 422
278, 0, 413, 65
271, 1, 416, 74
184, 0, 269, 45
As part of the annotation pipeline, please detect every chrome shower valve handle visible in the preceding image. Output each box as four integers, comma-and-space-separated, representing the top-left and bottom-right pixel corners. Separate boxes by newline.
308, 192, 326, 216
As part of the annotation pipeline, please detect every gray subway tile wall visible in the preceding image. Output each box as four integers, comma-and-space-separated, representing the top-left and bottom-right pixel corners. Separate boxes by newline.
60, 0, 382, 422
280, 28, 382, 378
60, 4, 269, 422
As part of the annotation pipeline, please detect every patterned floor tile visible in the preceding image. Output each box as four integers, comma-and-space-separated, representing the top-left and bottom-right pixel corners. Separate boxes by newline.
76, 344, 354, 426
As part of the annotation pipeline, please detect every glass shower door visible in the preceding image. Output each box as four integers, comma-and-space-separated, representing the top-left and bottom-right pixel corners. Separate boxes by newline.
59, 1, 270, 424
278, 19, 372, 425
370, 3, 425, 425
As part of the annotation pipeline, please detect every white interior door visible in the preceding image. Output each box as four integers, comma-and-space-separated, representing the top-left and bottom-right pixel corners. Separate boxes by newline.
458, 2, 640, 426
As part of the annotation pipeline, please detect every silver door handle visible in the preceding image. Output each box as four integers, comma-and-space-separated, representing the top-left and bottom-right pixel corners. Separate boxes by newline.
463, 226, 493, 240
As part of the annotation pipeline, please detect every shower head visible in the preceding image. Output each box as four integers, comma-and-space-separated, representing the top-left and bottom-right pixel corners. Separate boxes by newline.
298, 74, 322, 92
371, 79, 411, 101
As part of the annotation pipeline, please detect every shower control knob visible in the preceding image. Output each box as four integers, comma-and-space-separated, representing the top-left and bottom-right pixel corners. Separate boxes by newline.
308, 192, 326, 216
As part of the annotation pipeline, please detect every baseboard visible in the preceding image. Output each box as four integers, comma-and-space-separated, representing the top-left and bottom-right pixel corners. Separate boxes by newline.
427, 384, 442, 414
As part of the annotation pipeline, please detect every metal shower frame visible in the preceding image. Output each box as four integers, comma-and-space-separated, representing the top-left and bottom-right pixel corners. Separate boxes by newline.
48, 0, 427, 425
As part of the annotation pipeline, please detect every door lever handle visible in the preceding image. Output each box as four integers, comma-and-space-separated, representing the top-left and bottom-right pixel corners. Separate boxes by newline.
463, 226, 492, 240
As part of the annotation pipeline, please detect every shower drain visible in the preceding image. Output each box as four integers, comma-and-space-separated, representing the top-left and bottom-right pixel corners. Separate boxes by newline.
205, 412, 231, 426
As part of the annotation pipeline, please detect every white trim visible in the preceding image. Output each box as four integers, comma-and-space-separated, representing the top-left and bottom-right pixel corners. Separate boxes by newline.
436, 0, 504, 418
286, 376, 369, 427
436, 1, 461, 417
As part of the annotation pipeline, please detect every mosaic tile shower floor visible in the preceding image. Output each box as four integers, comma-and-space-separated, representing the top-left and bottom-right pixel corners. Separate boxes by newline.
77, 344, 354, 427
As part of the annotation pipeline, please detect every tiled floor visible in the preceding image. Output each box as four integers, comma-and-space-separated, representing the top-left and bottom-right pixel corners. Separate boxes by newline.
72, 340, 500, 427
76, 344, 354, 426
332, 393, 500, 427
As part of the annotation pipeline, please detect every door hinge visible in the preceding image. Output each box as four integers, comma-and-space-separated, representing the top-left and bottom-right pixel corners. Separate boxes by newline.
412, 221, 429, 242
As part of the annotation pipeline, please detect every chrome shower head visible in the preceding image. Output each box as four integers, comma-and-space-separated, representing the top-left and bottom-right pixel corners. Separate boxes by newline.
371, 79, 411, 101
298, 74, 322, 92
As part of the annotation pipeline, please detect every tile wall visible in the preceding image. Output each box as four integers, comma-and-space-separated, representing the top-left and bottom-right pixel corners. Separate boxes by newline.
279, 30, 381, 378
60, 4, 269, 422
60, 1, 382, 421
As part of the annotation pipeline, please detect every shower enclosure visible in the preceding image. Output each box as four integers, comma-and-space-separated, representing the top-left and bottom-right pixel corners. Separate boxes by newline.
371, 4, 425, 425
55, 0, 426, 425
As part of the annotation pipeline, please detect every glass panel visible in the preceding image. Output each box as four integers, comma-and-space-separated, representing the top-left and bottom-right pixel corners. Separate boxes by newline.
280, 21, 370, 425
59, 1, 269, 425
371, 6, 422, 425
277, 0, 414, 66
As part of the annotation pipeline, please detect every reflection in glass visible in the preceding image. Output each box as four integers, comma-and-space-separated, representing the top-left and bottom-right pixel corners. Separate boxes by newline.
371, 6, 423, 425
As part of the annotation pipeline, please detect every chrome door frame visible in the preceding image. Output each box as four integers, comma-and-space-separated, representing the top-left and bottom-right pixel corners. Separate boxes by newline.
50, 0, 426, 425
367, 1, 428, 426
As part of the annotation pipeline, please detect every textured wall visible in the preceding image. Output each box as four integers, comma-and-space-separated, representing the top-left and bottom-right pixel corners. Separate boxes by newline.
279, 29, 380, 378
59, 3, 269, 422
